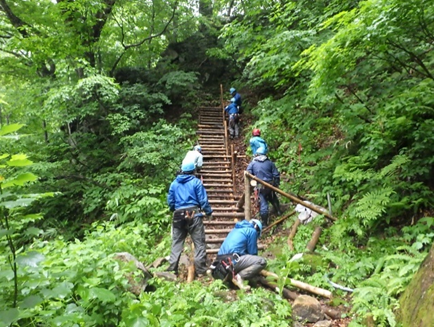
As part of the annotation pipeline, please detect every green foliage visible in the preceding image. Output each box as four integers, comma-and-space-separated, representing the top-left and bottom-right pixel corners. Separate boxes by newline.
265, 217, 433, 326
0, 124, 55, 312
0, 219, 293, 327
157, 71, 199, 107
232, 0, 434, 241
118, 118, 195, 176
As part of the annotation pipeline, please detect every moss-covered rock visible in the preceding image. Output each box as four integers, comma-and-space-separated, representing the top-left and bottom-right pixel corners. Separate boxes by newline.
397, 243, 434, 327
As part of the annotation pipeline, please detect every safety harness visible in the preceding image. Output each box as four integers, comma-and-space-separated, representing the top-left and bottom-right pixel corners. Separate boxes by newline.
210, 253, 240, 281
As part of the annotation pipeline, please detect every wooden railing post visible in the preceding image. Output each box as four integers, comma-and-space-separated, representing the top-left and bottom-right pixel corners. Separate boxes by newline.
220, 84, 224, 118
224, 120, 228, 156
231, 144, 236, 194
220, 84, 228, 156
244, 171, 251, 221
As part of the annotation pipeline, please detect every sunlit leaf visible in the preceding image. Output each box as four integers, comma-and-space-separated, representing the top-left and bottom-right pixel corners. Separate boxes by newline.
6, 154, 33, 167
1, 173, 38, 188
0, 124, 24, 136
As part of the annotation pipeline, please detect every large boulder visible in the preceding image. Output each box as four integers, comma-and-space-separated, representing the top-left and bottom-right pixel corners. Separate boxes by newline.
398, 242, 434, 327
292, 295, 324, 323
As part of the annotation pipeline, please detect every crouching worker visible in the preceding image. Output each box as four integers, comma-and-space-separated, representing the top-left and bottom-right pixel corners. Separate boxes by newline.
210, 219, 266, 290
167, 162, 213, 277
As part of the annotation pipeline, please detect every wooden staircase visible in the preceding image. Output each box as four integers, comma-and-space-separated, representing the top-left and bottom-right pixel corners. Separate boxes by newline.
198, 106, 262, 257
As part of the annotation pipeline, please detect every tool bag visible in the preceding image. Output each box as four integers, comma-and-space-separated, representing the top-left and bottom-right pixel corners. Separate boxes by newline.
172, 207, 198, 229
209, 254, 237, 281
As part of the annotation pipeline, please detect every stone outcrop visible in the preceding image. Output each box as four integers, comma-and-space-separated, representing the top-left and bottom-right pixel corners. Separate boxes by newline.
292, 295, 324, 323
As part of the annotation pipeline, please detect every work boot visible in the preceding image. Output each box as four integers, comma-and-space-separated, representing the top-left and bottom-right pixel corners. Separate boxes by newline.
234, 274, 251, 291
260, 213, 269, 227
271, 195, 282, 215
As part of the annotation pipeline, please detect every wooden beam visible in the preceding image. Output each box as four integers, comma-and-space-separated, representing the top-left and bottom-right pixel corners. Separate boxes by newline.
245, 172, 337, 221
244, 171, 251, 221
260, 270, 332, 299
287, 219, 300, 251
258, 277, 298, 300
306, 226, 322, 252
262, 210, 296, 234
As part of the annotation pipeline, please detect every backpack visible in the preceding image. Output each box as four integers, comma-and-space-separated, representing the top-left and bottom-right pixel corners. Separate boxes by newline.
210, 254, 236, 281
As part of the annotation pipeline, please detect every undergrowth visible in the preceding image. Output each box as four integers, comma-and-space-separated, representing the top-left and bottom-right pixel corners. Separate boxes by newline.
0, 220, 293, 326
265, 216, 434, 326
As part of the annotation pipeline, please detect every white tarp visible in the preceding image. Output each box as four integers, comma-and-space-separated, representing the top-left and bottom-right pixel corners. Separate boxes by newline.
295, 201, 327, 224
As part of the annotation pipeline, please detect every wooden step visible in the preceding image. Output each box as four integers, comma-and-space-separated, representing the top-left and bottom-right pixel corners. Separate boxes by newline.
205, 228, 234, 233
209, 212, 245, 218
210, 208, 240, 212
203, 178, 232, 183
201, 173, 232, 177
197, 130, 225, 135
202, 161, 231, 165
200, 145, 226, 148
205, 237, 227, 243
203, 185, 233, 189
209, 200, 238, 205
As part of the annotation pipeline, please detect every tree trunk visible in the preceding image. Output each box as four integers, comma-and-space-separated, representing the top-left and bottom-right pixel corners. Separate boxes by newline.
306, 226, 322, 252
398, 242, 434, 327
287, 219, 300, 251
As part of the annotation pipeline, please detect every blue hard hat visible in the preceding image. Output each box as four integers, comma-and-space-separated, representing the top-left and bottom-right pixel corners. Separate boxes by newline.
194, 145, 202, 152
230, 97, 236, 103
256, 147, 266, 155
251, 219, 263, 237
181, 162, 195, 173
229, 87, 236, 94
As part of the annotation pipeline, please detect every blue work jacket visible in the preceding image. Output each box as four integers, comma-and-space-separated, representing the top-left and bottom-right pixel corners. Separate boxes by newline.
224, 103, 239, 115
232, 92, 242, 108
249, 136, 268, 155
167, 174, 212, 215
246, 155, 280, 186
218, 220, 259, 256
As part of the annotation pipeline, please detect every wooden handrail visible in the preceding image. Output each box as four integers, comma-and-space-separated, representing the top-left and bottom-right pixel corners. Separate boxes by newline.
244, 171, 337, 221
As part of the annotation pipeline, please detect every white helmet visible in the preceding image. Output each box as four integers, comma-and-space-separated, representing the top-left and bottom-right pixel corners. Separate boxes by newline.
251, 219, 263, 237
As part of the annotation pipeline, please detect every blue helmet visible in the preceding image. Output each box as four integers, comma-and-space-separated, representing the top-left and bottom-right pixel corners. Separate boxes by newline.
230, 97, 236, 103
194, 145, 202, 152
229, 87, 236, 94
251, 219, 263, 237
181, 162, 195, 173
256, 147, 266, 155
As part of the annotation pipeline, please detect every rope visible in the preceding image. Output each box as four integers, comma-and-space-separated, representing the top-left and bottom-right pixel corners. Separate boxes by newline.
324, 273, 354, 293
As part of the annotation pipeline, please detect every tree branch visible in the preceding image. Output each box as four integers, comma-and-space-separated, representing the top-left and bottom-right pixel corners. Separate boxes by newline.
110, 2, 178, 75
386, 38, 434, 80
0, 0, 31, 37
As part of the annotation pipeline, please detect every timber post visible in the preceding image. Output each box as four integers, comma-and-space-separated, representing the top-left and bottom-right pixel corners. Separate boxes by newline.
244, 171, 251, 221
306, 226, 322, 252
231, 144, 236, 194
236, 192, 245, 211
